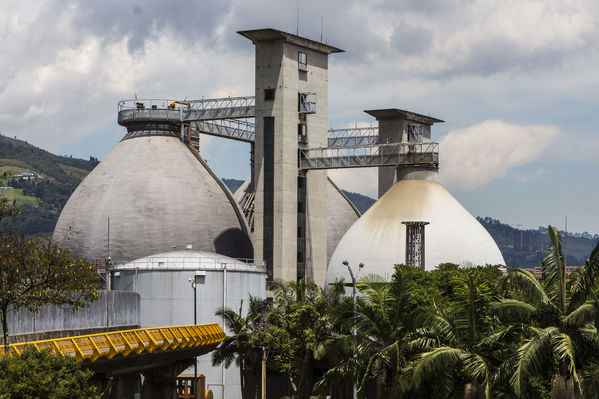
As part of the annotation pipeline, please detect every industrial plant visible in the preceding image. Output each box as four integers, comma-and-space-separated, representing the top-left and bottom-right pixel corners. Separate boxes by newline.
41, 28, 505, 398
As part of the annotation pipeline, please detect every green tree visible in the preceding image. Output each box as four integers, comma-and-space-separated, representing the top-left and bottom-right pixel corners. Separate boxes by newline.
0, 197, 19, 228
494, 225, 599, 398
407, 266, 505, 399
0, 199, 99, 353
212, 296, 270, 399
316, 271, 419, 399
266, 278, 344, 399
0, 348, 98, 399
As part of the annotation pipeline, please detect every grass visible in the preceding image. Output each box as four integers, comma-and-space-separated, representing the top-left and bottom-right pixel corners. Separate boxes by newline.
0, 158, 34, 170
59, 164, 91, 181
0, 189, 39, 207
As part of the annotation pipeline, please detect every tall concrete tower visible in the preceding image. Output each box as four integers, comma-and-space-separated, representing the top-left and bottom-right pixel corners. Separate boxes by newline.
238, 29, 343, 285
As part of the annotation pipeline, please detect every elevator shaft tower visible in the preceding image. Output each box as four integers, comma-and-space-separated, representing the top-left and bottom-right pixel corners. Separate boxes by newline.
238, 29, 343, 285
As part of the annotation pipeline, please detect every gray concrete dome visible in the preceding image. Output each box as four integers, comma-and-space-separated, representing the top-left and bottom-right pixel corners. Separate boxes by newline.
326, 178, 504, 285
233, 176, 360, 264
53, 135, 252, 262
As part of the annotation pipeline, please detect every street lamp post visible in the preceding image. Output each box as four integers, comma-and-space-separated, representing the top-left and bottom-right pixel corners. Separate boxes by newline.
189, 276, 198, 399
343, 260, 364, 399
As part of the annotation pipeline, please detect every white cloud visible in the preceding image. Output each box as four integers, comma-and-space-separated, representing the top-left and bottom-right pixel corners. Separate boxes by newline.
439, 120, 562, 190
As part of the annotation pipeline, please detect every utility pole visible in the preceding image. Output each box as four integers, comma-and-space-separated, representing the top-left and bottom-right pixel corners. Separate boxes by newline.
189, 276, 198, 399
261, 346, 267, 399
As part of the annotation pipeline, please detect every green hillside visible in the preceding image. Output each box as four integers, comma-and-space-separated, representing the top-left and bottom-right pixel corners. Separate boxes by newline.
0, 134, 99, 237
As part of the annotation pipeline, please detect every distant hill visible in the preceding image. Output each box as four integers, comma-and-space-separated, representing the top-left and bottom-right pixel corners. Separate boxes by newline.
0, 134, 99, 237
341, 191, 376, 215
478, 217, 598, 267
222, 178, 244, 194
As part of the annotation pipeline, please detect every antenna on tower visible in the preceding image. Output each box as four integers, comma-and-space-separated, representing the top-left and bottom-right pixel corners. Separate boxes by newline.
296, 6, 299, 36
320, 16, 324, 42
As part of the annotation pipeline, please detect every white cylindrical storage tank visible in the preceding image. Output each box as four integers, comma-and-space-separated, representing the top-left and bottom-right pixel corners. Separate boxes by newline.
111, 250, 267, 399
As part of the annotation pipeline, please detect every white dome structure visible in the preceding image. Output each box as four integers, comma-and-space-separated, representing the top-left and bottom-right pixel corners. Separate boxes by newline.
53, 132, 253, 262
326, 172, 504, 284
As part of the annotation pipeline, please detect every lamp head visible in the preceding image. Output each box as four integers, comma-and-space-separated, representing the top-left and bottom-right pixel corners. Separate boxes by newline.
342, 260, 349, 267
359, 262, 364, 269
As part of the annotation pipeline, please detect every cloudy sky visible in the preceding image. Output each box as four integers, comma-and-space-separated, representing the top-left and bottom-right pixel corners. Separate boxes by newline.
1, 0, 598, 233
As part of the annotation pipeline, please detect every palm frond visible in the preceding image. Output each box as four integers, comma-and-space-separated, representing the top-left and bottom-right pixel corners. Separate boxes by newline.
501, 266, 551, 308
581, 356, 599, 398
551, 332, 581, 395
511, 326, 559, 397
492, 298, 538, 322
462, 353, 491, 399
416, 307, 461, 347
563, 301, 599, 327
570, 241, 599, 306
478, 325, 518, 347
542, 226, 566, 312
410, 346, 464, 396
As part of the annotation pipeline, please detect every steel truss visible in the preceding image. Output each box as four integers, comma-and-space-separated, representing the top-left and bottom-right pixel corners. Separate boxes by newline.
299, 142, 439, 170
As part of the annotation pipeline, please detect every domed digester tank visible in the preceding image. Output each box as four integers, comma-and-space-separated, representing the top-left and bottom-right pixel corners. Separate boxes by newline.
234, 176, 360, 264
326, 109, 504, 285
53, 100, 253, 262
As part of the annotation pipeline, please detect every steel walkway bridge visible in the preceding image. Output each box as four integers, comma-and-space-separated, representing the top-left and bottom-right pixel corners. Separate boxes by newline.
117, 97, 439, 169
2, 323, 224, 364
299, 142, 439, 170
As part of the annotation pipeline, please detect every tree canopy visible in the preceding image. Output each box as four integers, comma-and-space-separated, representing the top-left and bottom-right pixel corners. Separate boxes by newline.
0, 349, 99, 399
215, 225, 599, 399
0, 198, 99, 353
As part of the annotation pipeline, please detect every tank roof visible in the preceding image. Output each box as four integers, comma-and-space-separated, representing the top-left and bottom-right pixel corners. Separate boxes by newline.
238, 28, 344, 54
114, 250, 265, 273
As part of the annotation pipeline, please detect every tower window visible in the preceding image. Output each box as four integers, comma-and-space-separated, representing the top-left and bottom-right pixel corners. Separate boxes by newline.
298, 52, 308, 71
264, 88, 275, 101
298, 123, 307, 143
408, 124, 424, 142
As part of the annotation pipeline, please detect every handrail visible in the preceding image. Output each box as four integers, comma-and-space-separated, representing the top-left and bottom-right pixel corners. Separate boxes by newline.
2, 323, 225, 362
95, 255, 266, 273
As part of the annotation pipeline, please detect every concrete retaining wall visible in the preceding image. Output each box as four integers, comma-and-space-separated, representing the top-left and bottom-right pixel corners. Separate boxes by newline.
2, 290, 140, 342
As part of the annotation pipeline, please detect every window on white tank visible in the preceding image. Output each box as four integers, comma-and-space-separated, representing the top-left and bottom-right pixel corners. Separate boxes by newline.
408, 124, 424, 142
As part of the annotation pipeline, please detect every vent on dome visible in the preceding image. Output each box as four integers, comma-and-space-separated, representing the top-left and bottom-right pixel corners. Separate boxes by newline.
402, 221, 429, 270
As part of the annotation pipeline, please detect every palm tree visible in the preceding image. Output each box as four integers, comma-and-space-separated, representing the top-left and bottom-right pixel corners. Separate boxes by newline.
316, 270, 419, 398
407, 267, 501, 399
212, 296, 268, 399
494, 225, 599, 398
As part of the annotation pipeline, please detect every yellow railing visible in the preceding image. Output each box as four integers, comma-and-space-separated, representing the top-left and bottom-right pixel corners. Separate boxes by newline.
2, 323, 225, 362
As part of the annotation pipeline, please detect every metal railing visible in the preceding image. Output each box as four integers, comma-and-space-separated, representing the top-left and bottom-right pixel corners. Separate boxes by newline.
103, 255, 266, 273
327, 126, 379, 147
3, 323, 225, 362
187, 96, 255, 111
117, 97, 256, 124
299, 142, 439, 170
191, 119, 255, 143
117, 98, 401, 151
